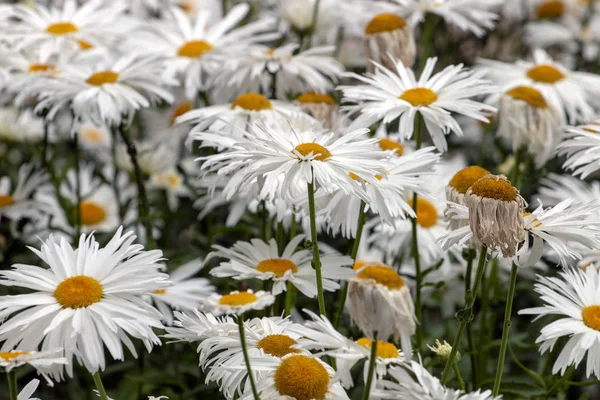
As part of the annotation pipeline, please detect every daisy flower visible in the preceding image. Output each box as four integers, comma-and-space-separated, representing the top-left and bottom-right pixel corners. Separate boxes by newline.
139, 96, 193, 149
340, 57, 495, 152
149, 167, 192, 211
152, 4, 278, 100
239, 353, 349, 400
0, 228, 169, 380
0, 163, 49, 222
478, 48, 600, 123
212, 44, 344, 100
76, 118, 112, 151
164, 310, 237, 343
202, 289, 275, 316
34, 52, 177, 125
208, 235, 354, 298
557, 121, 600, 178
519, 267, 600, 379
148, 258, 215, 325
537, 173, 600, 207
17, 379, 41, 400
527, 0, 590, 20
5, 0, 127, 55
0, 349, 67, 385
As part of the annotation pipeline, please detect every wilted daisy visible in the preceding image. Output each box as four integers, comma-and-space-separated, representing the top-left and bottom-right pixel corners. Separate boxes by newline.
478, 48, 600, 123
363, 13, 416, 71
0, 228, 169, 380
557, 121, 600, 178
340, 57, 495, 152
294, 92, 340, 130
203, 289, 275, 316
0, 163, 49, 221
209, 235, 353, 297
519, 267, 600, 379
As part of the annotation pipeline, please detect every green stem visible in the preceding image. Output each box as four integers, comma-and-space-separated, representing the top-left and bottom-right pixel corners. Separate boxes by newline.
118, 124, 156, 249
478, 258, 497, 383
453, 363, 466, 391
276, 221, 285, 255
73, 133, 82, 240
307, 170, 326, 316
464, 249, 478, 385
510, 146, 525, 187
492, 262, 519, 396
7, 371, 17, 400
92, 371, 108, 400
362, 332, 378, 400
305, 0, 321, 49
41, 120, 49, 168
412, 114, 424, 352
418, 15, 436, 74
333, 200, 366, 329
238, 317, 261, 400
284, 281, 296, 316
441, 245, 488, 384
260, 200, 269, 241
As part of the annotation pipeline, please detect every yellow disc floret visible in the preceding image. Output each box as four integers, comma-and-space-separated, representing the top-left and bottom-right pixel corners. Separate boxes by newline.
582, 305, 600, 331
230, 93, 272, 111
378, 138, 404, 156
365, 14, 406, 35
470, 177, 518, 201
355, 338, 399, 358
535, 0, 565, 19
526, 64, 565, 83
257, 334, 300, 357
86, 71, 120, 86
170, 101, 192, 125
256, 259, 298, 277
449, 166, 491, 194
506, 86, 548, 109
218, 291, 258, 306
294, 143, 331, 161
0, 351, 30, 361
357, 265, 405, 289
0, 195, 14, 208
46, 22, 78, 35
153, 289, 167, 295
177, 40, 213, 58
297, 92, 335, 104
400, 88, 438, 107
28, 64, 55, 74
79, 201, 106, 226
408, 198, 438, 228
274, 355, 330, 400
54, 276, 103, 309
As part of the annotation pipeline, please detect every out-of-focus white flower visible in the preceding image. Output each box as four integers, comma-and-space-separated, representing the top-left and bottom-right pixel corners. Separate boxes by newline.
558, 122, 600, 178
203, 289, 275, 316
0, 163, 49, 222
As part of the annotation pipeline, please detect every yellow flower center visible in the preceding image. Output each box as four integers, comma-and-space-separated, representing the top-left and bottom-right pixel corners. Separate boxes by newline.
296, 92, 335, 104
408, 198, 438, 228
365, 13, 406, 34
293, 143, 331, 161
86, 71, 120, 86
357, 265, 405, 289
449, 166, 491, 194
582, 305, 600, 331
0, 195, 15, 208
256, 259, 298, 277
81, 127, 105, 145
218, 291, 258, 306
46, 22, 78, 35
28, 63, 55, 74
170, 101, 193, 125
54, 276, 103, 309
355, 338, 399, 358
79, 201, 106, 226
177, 40, 213, 58
257, 334, 301, 357
470, 177, 517, 201
353, 260, 383, 270
78, 39, 94, 50
167, 174, 182, 188
153, 289, 167, 295
378, 138, 404, 156
535, 0, 565, 19
523, 211, 542, 227
527, 64, 565, 83
274, 355, 330, 400
230, 93, 272, 111
400, 88, 438, 107
0, 351, 30, 361
506, 86, 547, 109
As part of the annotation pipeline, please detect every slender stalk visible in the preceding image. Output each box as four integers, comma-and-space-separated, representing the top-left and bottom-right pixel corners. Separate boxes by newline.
441, 245, 488, 384
73, 133, 82, 240
464, 249, 478, 385
307, 169, 326, 316
510, 146, 525, 187
276, 221, 285, 254
411, 113, 424, 352
238, 317, 261, 400
41, 120, 49, 168
362, 333, 378, 400
110, 127, 124, 224
92, 371, 108, 400
305, 0, 321, 49
284, 281, 295, 316
492, 262, 519, 396
290, 212, 297, 238
7, 371, 17, 400
478, 258, 497, 383
333, 200, 366, 329
418, 15, 436, 74
118, 124, 156, 249
453, 363, 466, 391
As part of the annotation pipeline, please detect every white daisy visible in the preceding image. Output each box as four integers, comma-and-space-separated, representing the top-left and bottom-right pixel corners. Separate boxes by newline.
519, 267, 600, 379
537, 173, 600, 207
0, 163, 49, 222
208, 235, 354, 298
148, 258, 215, 325
76, 118, 112, 151
0, 228, 169, 380
340, 57, 495, 152
116, 140, 178, 176
0, 107, 45, 143
164, 310, 237, 343
17, 379, 41, 400
0, 349, 67, 385
478, 48, 600, 123
557, 121, 600, 178
149, 167, 192, 211
202, 289, 275, 316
